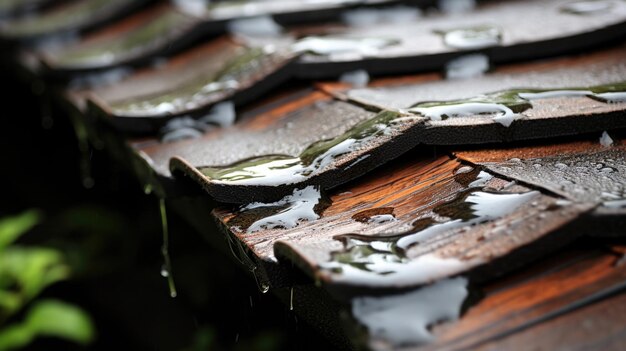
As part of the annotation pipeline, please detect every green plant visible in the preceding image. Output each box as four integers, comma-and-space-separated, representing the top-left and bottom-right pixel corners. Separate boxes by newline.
0, 210, 95, 350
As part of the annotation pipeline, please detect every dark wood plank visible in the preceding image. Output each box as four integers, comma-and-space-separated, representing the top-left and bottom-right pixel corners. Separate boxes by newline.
294, 0, 626, 78
86, 35, 298, 132
171, 47, 626, 203
455, 138, 626, 205
454, 138, 626, 236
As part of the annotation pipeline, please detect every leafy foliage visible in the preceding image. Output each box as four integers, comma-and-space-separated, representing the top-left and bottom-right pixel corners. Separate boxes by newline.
0, 211, 95, 350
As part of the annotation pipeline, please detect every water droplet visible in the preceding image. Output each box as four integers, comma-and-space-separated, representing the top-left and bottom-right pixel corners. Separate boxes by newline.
600, 167, 616, 173
232, 186, 327, 233
340, 69, 370, 88
440, 25, 501, 50
600, 131, 614, 147
292, 36, 400, 58
561, 0, 615, 15
455, 166, 474, 175
411, 102, 519, 127
352, 207, 396, 223
200, 110, 403, 186
160, 199, 177, 298
445, 54, 489, 80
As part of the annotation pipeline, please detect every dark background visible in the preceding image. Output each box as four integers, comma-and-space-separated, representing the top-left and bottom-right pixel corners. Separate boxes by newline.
0, 59, 335, 351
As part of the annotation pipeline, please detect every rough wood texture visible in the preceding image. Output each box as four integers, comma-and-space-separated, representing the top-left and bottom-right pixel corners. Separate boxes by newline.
212, 154, 592, 292
454, 137, 626, 236
455, 139, 626, 205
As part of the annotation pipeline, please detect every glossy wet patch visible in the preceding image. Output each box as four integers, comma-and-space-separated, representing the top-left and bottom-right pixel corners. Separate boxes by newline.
229, 186, 329, 234
445, 54, 490, 79
197, 110, 405, 186
560, 0, 616, 14
456, 143, 626, 205
321, 185, 539, 286
295, 0, 626, 79
352, 277, 468, 347
210, 155, 591, 290
109, 46, 266, 116
87, 38, 298, 131
292, 36, 401, 58
351, 208, 395, 223
438, 25, 501, 50
408, 82, 626, 127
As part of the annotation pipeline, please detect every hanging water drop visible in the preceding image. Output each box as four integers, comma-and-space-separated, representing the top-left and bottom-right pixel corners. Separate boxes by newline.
160, 198, 177, 298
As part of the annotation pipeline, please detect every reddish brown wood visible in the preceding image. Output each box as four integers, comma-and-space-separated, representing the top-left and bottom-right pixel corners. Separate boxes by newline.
419, 249, 626, 350
471, 286, 626, 351
212, 154, 592, 292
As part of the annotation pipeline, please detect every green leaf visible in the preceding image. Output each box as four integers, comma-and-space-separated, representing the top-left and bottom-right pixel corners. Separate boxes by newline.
26, 300, 95, 344
0, 324, 32, 351
0, 300, 94, 351
0, 211, 41, 251
0, 247, 70, 318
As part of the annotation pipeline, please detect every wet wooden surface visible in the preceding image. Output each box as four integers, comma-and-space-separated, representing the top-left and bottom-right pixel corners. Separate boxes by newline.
21, 0, 626, 127
455, 138, 626, 205
213, 153, 591, 291
5, 1, 626, 350
165, 46, 626, 203
473, 292, 626, 351
295, 0, 626, 78
421, 245, 626, 351
454, 137, 626, 237
86, 37, 298, 132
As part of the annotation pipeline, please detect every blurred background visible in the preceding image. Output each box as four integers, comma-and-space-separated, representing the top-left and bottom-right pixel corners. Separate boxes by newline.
0, 63, 333, 351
